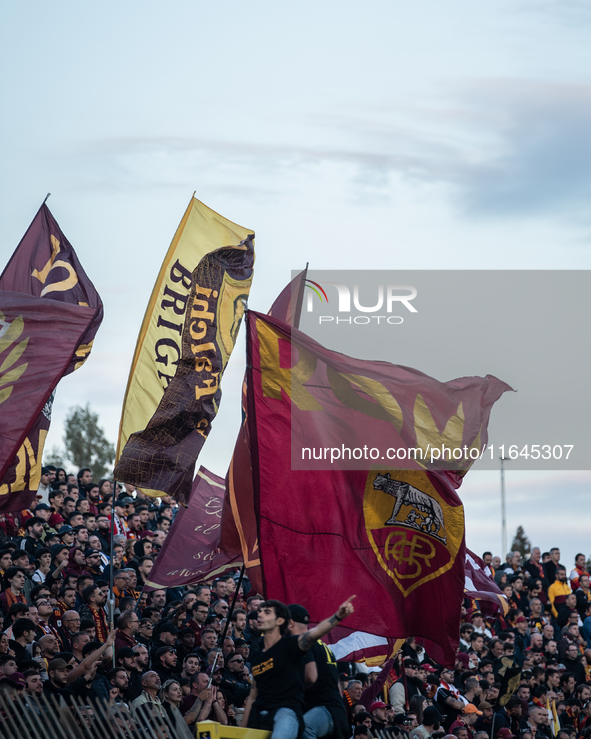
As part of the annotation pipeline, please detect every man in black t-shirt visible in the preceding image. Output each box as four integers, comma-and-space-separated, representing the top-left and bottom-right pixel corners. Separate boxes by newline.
242, 595, 355, 739
287, 603, 350, 739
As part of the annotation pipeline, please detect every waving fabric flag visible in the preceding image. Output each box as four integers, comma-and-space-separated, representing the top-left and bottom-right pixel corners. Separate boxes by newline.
0, 204, 103, 373
267, 267, 307, 328
115, 197, 254, 504
144, 467, 241, 592
0, 294, 97, 511
0, 205, 103, 512
464, 549, 509, 616
244, 311, 510, 665
220, 269, 308, 594
323, 628, 404, 666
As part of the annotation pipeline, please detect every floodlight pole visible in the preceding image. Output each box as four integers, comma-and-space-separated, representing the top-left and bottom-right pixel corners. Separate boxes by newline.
500, 457, 508, 558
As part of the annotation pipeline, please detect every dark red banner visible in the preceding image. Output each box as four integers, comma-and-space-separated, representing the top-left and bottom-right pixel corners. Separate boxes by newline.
0, 204, 103, 375
144, 466, 241, 591
0, 292, 97, 511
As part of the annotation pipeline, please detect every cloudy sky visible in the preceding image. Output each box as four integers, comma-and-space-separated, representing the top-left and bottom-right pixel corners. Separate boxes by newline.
1, 0, 590, 565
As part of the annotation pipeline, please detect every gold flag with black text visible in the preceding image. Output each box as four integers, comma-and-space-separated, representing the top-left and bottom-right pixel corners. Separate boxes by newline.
114, 197, 254, 504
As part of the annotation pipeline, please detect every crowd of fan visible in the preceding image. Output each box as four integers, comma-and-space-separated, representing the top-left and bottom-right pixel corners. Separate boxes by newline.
340, 547, 591, 739
0, 464, 590, 739
0, 465, 256, 734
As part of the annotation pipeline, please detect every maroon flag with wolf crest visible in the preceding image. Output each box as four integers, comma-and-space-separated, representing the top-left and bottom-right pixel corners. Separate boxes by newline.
244, 310, 511, 665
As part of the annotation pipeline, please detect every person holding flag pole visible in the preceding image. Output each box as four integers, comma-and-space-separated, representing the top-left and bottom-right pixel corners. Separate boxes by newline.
213, 565, 246, 673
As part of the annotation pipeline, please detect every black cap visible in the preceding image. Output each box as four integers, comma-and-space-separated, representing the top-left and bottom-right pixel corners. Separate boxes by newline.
84, 549, 101, 558
50, 544, 69, 555
288, 604, 310, 624
41, 466, 50, 475
34, 503, 54, 512
116, 497, 134, 506
117, 647, 136, 659
156, 646, 176, 658
158, 622, 179, 635
58, 525, 73, 536
423, 706, 444, 725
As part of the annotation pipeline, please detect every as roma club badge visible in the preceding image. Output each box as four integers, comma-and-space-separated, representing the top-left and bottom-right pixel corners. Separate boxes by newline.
363, 470, 464, 597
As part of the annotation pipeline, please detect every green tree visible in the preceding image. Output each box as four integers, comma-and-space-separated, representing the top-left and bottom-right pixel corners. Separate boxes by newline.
510, 525, 531, 560
50, 404, 115, 479
43, 446, 67, 469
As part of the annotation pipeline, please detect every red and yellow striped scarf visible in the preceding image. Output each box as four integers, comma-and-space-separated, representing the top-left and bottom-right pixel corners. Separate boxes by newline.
3, 590, 26, 610
89, 605, 108, 643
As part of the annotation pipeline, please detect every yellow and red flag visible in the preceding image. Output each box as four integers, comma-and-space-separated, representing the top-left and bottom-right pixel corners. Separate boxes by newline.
114, 197, 254, 504
0, 204, 103, 512
240, 310, 510, 665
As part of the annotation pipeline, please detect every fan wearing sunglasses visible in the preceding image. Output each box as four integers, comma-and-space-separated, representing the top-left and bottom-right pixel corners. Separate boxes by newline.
221, 651, 252, 707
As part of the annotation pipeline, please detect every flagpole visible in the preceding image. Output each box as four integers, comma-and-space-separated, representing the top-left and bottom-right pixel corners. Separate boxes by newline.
220, 565, 246, 646
293, 263, 308, 330
135, 584, 146, 614
109, 477, 116, 666
42, 193, 51, 205
400, 652, 409, 710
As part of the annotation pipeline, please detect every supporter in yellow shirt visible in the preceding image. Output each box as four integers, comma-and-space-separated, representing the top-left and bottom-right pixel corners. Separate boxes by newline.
548, 566, 572, 618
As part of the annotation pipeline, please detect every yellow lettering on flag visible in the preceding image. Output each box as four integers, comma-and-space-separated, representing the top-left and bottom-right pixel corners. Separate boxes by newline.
0, 430, 47, 496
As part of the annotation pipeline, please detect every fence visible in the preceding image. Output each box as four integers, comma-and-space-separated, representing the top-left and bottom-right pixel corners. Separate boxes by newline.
0, 691, 192, 739
0, 692, 274, 739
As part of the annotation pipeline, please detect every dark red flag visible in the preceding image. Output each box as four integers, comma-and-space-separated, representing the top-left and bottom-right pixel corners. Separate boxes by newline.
144, 467, 241, 592
465, 548, 509, 616
0, 204, 103, 512
0, 204, 103, 374
0, 292, 97, 511
243, 311, 510, 666
267, 267, 307, 328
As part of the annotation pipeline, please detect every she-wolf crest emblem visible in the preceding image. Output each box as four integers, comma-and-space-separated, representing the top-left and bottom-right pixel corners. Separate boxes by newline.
363, 470, 464, 597
372, 472, 447, 544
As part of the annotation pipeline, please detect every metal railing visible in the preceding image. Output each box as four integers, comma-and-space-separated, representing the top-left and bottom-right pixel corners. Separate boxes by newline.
0, 691, 193, 739
0, 692, 273, 739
